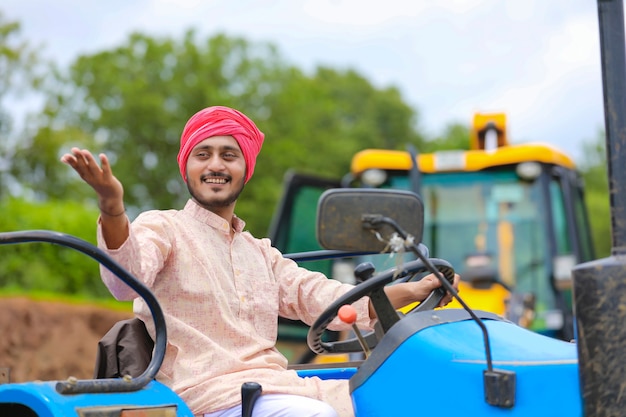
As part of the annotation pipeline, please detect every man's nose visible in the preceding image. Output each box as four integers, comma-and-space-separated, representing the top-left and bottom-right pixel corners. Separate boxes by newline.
206, 155, 226, 170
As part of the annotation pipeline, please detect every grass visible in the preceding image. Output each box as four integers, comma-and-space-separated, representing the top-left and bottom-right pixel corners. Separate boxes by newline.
0, 288, 133, 312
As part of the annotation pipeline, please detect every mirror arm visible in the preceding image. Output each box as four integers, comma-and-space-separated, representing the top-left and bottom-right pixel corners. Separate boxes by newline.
361, 214, 497, 374
361, 214, 405, 238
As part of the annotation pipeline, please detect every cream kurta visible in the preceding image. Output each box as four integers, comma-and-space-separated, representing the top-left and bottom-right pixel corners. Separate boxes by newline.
97, 199, 372, 416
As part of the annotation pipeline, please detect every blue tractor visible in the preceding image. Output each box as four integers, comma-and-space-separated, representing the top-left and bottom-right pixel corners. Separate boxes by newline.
1, 1, 625, 415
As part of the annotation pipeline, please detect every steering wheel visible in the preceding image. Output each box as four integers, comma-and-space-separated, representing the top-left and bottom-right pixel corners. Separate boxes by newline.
307, 258, 455, 355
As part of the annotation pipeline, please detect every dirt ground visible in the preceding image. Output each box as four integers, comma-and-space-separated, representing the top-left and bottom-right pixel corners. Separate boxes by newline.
0, 297, 133, 383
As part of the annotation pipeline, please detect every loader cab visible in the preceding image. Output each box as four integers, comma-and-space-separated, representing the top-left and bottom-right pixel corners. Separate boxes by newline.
269, 113, 594, 341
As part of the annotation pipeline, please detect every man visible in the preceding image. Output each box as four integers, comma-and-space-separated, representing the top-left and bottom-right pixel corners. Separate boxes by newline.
61, 106, 459, 417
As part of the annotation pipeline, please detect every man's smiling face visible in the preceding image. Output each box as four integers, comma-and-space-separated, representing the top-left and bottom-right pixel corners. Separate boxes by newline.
185, 135, 246, 216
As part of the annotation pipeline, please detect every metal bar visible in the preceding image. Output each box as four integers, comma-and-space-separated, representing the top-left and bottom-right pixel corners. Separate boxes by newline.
572, 2, 626, 416
598, 0, 626, 253
0, 230, 167, 394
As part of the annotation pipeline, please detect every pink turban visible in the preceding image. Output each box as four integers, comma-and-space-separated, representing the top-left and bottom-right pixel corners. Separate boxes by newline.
177, 106, 265, 183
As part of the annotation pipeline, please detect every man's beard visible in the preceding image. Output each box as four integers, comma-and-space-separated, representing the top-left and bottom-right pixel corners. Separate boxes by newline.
187, 177, 245, 211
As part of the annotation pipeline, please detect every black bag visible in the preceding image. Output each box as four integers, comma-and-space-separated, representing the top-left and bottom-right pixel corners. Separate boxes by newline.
94, 317, 154, 379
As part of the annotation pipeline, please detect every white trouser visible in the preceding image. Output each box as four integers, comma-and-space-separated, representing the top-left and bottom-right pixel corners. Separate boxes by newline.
203, 394, 339, 417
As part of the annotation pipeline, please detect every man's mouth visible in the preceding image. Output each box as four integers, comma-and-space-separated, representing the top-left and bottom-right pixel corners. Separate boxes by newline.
201, 174, 230, 184
203, 178, 228, 184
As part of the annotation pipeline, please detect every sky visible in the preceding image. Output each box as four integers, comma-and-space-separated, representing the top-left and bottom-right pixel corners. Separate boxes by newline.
4, 0, 608, 163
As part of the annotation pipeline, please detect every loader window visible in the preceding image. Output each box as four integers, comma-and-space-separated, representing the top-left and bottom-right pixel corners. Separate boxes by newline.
272, 185, 332, 277
379, 170, 547, 289
573, 183, 595, 261
361, 168, 568, 333
550, 181, 572, 255
268, 173, 341, 278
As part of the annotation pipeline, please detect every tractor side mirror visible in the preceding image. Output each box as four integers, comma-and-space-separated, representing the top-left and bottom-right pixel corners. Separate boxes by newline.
316, 188, 424, 252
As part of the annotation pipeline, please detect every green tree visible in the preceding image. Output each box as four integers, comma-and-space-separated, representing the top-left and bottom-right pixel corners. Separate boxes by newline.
421, 121, 471, 152
11, 31, 288, 213
0, 197, 110, 297
251, 66, 423, 229
10, 30, 423, 235
0, 12, 43, 191
579, 129, 611, 258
